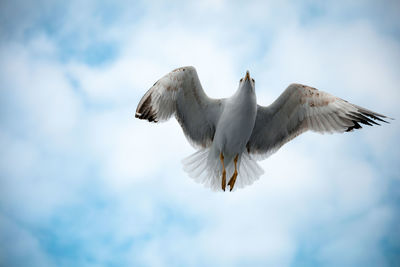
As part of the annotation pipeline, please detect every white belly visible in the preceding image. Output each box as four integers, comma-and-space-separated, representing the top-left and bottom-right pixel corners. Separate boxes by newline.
213, 90, 257, 162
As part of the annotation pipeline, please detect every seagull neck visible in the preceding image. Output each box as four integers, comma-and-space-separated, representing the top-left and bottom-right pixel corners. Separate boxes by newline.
234, 85, 254, 98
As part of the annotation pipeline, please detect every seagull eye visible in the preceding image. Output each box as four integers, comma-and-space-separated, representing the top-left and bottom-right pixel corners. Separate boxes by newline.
251, 79, 255, 82
240, 78, 243, 82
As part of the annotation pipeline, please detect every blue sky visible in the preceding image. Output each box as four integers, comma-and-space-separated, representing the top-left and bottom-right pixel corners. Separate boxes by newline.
0, 0, 399, 266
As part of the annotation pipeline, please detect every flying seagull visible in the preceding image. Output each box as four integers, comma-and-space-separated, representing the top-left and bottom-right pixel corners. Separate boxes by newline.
135, 66, 390, 192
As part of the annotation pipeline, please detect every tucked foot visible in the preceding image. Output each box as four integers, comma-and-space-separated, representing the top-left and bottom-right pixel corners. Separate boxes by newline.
222, 170, 226, 191
228, 172, 237, 192
228, 154, 239, 192
220, 152, 226, 191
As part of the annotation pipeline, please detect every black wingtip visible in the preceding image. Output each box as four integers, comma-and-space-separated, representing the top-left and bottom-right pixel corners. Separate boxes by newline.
346, 121, 362, 132
356, 106, 393, 124
135, 112, 158, 123
382, 116, 395, 122
345, 106, 394, 132
135, 93, 158, 123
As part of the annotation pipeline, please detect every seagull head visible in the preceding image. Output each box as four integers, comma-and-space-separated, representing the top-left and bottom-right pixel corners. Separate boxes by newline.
239, 70, 255, 91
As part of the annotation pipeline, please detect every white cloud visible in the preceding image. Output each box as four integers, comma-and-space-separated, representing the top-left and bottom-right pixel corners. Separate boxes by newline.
0, 1, 399, 266
318, 206, 392, 266
0, 41, 82, 150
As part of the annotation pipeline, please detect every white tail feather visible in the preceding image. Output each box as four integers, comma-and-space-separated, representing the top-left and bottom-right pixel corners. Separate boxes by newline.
182, 148, 264, 191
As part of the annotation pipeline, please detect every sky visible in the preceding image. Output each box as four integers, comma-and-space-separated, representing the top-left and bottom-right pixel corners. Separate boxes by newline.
0, 0, 399, 266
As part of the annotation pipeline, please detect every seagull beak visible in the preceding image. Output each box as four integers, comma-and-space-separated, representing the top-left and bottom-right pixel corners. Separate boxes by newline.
245, 70, 250, 81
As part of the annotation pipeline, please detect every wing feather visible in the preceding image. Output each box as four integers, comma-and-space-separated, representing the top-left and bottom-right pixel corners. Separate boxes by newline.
247, 83, 391, 158
136, 66, 224, 148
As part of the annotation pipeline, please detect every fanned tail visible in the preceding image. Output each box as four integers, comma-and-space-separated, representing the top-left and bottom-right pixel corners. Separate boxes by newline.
182, 148, 264, 191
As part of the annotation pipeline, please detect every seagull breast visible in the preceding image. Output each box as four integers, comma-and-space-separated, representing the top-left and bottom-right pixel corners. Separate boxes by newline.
212, 79, 257, 161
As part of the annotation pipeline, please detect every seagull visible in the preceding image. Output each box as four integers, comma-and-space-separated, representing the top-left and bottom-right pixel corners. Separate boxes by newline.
135, 66, 390, 192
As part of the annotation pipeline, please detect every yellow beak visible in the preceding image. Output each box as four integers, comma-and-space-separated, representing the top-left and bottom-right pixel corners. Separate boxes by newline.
245, 70, 250, 81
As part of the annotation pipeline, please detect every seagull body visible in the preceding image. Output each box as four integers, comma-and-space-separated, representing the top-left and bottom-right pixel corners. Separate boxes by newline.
135, 66, 390, 191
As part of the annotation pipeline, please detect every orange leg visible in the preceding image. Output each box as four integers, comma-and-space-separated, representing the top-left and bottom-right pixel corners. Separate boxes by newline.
220, 153, 226, 191
228, 154, 239, 192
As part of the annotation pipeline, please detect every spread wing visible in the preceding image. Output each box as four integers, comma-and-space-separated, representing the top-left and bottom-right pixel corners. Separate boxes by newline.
247, 83, 390, 158
135, 66, 224, 148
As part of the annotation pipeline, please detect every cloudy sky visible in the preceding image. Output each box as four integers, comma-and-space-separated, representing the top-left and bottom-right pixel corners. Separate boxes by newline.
1, 0, 399, 266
